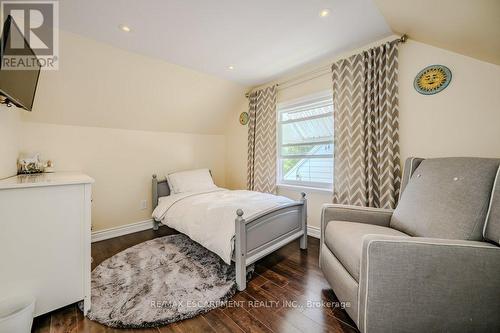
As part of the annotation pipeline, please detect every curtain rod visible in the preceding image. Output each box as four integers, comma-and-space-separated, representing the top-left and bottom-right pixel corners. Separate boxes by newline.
245, 34, 408, 98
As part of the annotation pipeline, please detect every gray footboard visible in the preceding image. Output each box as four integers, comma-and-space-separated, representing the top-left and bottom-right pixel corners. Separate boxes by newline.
152, 175, 307, 291
234, 193, 307, 291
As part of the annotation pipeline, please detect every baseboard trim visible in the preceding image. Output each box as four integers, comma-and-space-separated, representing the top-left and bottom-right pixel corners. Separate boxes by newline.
92, 219, 155, 243
92, 219, 320, 243
307, 225, 320, 239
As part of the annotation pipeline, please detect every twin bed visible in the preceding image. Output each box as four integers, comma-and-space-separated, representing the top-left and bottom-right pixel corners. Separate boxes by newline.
151, 169, 307, 291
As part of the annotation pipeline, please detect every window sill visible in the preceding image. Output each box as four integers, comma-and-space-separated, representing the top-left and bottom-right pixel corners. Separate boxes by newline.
277, 183, 333, 195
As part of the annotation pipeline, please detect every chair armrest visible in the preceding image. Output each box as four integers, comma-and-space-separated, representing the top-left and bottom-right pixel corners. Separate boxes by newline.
358, 235, 500, 332
321, 204, 393, 234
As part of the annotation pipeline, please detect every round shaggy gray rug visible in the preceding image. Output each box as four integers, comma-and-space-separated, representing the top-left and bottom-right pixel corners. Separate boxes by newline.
83, 234, 243, 328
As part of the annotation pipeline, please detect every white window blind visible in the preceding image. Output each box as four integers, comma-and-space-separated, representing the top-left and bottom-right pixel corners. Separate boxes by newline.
277, 92, 334, 189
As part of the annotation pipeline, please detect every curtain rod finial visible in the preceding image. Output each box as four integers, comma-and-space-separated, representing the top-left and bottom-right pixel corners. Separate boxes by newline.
400, 34, 408, 43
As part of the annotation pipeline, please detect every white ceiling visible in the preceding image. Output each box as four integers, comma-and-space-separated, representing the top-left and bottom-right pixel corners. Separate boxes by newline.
59, 0, 392, 86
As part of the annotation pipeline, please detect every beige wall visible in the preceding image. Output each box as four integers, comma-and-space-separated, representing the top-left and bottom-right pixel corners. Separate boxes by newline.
4, 30, 245, 232
19, 122, 226, 231
225, 37, 500, 229
23, 31, 246, 135
0, 106, 21, 179
398, 41, 500, 160
3, 30, 499, 232
225, 99, 248, 190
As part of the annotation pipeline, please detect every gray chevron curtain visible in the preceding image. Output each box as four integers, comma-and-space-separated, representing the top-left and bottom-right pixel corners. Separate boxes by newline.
332, 41, 401, 209
247, 85, 278, 193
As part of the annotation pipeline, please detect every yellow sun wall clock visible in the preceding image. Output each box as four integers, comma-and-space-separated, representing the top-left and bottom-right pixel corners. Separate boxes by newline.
239, 112, 249, 125
414, 65, 452, 95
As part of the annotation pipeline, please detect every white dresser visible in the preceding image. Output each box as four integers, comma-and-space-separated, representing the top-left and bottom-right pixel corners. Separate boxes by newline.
0, 172, 93, 316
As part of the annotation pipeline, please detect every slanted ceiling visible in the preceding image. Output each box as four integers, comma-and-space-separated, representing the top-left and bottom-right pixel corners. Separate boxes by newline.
23, 32, 246, 135
59, 0, 391, 86
374, 0, 500, 65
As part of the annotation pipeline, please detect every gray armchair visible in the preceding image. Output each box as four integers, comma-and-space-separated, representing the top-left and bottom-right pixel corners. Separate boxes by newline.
320, 157, 500, 332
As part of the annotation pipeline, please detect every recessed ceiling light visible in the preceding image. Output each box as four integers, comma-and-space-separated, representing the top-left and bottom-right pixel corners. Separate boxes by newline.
228, 65, 234, 70
319, 9, 330, 17
119, 24, 131, 32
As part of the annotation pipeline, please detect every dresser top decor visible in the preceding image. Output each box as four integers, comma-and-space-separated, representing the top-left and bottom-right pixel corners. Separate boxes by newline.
0, 172, 94, 190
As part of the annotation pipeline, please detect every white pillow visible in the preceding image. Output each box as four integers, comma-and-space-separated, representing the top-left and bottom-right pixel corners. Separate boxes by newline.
167, 169, 217, 194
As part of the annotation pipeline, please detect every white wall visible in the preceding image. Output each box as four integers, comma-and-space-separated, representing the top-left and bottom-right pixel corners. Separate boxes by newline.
225, 37, 500, 229
12, 31, 245, 231
0, 106, 21, 179
20, 122, 226, 231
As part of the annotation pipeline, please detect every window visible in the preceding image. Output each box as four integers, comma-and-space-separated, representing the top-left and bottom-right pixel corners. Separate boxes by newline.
277, 92, 334, 189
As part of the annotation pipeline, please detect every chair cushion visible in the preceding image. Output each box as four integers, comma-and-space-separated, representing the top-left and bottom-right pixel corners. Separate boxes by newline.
484, 166, 500, 245
391, 158, 500, 240
324, 221, 409, 281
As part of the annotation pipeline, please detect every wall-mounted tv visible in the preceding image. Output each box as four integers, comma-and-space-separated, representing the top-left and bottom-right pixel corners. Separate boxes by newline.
0, 15, 41, 111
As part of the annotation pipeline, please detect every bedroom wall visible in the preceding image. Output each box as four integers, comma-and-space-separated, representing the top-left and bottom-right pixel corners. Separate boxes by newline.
19, 123, 225, 231
22, 31, 246, 134
225, 36, 500, 230
225, 99, 248, 189
398, 41, 500, 160
16, 31, 246, 232
0, 106, 21, 179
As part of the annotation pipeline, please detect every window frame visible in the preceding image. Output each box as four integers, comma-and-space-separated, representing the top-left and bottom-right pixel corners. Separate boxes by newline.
276, 90, 334, 190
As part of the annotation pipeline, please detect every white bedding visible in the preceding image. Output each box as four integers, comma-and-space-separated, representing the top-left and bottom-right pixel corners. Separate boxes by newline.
152, 188, 293, 264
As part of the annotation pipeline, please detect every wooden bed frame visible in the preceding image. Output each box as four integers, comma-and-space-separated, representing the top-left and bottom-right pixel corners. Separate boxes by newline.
152, 174, 307, 291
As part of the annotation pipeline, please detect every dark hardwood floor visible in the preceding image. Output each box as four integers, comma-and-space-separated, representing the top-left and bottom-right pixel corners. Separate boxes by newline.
32, 227, 359, 333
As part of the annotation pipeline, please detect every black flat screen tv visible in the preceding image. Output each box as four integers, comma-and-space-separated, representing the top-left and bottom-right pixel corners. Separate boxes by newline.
0, 15, 41, 111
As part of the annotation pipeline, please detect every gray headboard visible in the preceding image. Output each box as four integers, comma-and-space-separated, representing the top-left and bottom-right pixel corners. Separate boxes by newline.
152, 170, 213, 210
152, 174, 170, 210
